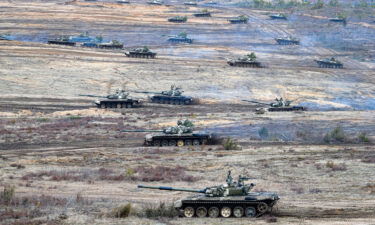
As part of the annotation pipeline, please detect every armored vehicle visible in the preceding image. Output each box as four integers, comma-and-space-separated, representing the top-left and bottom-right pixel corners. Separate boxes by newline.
275, 36, 300, 45
117, 0, 130, 3
48, 36, 76, 46
168, 32, 193, 43
138, 171, 279, 217
125, 46, 156, 58
315, 57, 343, 68
193, 9, 211, 17
147, 0, 163, 5
269, 14, 287, 20
97, 40, 123, 49
329, 15, 347, 25
79, 89, 140, 108
168, 16, 188, 23
184, 1, 197, 6
0, 34, 14, 41
242, 98, 306, 112
227, 53, 262, 68
205, 1, 217, 5
135, 85, 194, 105
228, 15, 248, 24
122, 119, 211, 146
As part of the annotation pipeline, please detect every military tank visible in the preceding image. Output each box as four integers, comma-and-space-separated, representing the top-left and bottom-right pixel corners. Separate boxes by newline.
122, 119, 211, 146
269, 14, 287, 20
147, 0, 163, 5
138, 171, 279, 217
125, 46, 156, 58
168, 32, 193, 43
135, 85, 194, 105
275, 36, 300, 45
228, 15, 248, 24
117, 0, 130, 3
48, 36, 76, 46
168, 16, 188, 23
97, 40, 123, 49
79, 89, 140, 108
184, 1, 197, 6
193, 9, 211, 17
0, 34, 13, 41
314, 57, 343, 68
227, 53, 262, 68
242, 98, 306, 112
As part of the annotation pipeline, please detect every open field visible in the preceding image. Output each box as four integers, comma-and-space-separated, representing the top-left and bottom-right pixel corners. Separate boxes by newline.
0, 0, 374, 224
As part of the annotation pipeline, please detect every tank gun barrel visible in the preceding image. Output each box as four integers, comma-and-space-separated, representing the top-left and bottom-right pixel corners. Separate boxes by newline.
79, 94, 105, 98
242, 100, 269, 105
137, 185, 205, 193
134, 91, 161, 94
121, 130, 163, 132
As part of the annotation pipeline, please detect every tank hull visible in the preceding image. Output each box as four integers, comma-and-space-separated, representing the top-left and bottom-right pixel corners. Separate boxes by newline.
227, 61, 262, 68
144, 133, 210, 146
95, 99, 141, 108
275, 39, 299, 45
97, 43, 123, 49
315, 60, 343, 68
168, 19, 187, 23
269, 15, 287, 20
168, 37, 193, 43
125, 52, 156, 58
47, 40, 76, 46
228, 19, 247, 24
184, 2, 197, 6
150, 95, 193, 105
194, 13, 211, 17
268, 106, 306, 112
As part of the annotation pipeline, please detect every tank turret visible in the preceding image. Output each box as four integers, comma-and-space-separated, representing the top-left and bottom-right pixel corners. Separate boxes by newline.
135, 85, 194, 105
79, 89, 140, 108
137, 171, 279, 218
242, 98, 306, 112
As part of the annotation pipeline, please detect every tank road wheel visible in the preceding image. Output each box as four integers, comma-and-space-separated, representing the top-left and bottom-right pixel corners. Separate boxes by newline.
208, 207, 219, 218
177, 140, 184, 147
220, 207, 231, 218
193, 139, 200, 146
184, 140, 192, 146
168, 140, 177, 146
183, 207, 195, 218
153, 140, 161, 146
161, 140, 168, 146
233, 207, 244, 218
100, 104, 105, 109
196, 207, 207, 218
117, 103, 122, 108
257, 202, 268, 214
245, 207, 256, 217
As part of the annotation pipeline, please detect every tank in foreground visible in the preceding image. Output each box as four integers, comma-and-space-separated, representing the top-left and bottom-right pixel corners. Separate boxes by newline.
138, 171, 279, 217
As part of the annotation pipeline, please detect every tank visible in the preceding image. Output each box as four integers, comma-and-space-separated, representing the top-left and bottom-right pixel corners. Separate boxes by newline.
314, 57, 343, 68
275, 36, 300, 45
125, 46, 156, 58
137, 171, 279, 217
147, 0, 163, 5
184, 1, 197, 6
0, 34, 13, 41
122, 119, 211, 146
329, 16, 347, 25
193, 10, 211, 17
205, 1, 217, 5
117, 0, 130, 3
227, 53, 262, 68
228, 15, 248, 24
168, 16, 188, 23
168, 32, 193, 43
269, 14, 287, 20
242, 98, 306, 112
79, 89, 140, 108
135, 85, 194, 105
97, 40, 123, 49
47, 36, 76, 46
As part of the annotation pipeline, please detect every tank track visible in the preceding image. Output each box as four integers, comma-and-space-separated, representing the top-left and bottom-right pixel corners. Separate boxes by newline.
276, 40, 299, 45
145, 135, 210, 146
268, 106, 306, 112
316, 62, 343, 68
96, 100, 140, 108
47, 40, 76, 46
168, 38, 193, 43
194, 13, 211, 17
228, 61, 262, 68
150, 96, 193, 105
125, 52, 156, 58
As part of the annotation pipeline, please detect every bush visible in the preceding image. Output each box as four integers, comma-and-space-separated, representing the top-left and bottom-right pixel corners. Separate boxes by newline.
329, 0, 339, 7
358, 132, 370, 143
311, 0, 324, 9
258, 127, 269, 139
323, 126, 347, 143
139, 202, 178, 218
223, 138, 241, 150
111, 203, 132, 218
1, 185, 15, 205
326, 161, 347, 171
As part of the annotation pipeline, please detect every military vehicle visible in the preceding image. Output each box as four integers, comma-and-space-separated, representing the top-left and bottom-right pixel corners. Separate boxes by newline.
168, 32, 193, 43
122, 119, 211, 146
168, 16, 188, 23
0, 34, 12, 41
47, 36, 76, 46
193, 9, 211, 17
275, 36, 300, 45
97, 40, 124, 49
135, 85, 194, 105
205, 1, 217, 5
314, 57, 343, 68
227, 53, 262, 68
125, 46, 156, 58
269, 14, 287, 20
242, 98, 306, 112
147, 0, 163, 5
138, 171, 280, 217
228, 15, 248, 24
184, 1, 197, 6
117, 0, 130, 3
79, 89, 140, 108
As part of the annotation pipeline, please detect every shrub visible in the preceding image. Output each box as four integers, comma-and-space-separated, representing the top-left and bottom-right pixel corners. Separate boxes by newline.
361, 155, 375, 164
311, 0, 324, 9
1, 185, 15, 205
323, 126, 347, 143
329, 0, 339, 7
358, 132, 370, 143
258, 127, 269, 139
139, 202, 178, 218
111, 203, 132, 218
326, 161, 347, 171
223, 138, 241, 150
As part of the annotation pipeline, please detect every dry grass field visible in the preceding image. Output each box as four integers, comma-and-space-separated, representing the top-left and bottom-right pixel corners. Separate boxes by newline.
0, 0, 374, 224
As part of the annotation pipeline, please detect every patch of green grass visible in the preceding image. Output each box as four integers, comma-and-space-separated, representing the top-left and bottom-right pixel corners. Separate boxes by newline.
223, 138, 242, 150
